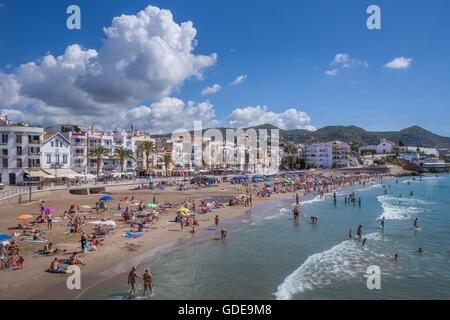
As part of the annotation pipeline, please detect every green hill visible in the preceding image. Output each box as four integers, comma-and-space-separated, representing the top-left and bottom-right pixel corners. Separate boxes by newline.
151, 124, 450, 148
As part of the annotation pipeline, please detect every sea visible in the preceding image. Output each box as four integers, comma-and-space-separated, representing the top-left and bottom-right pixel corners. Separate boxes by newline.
80, 174, 450, 300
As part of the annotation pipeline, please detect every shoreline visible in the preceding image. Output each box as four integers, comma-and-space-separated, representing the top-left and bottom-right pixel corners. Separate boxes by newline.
0, 171, 407, 300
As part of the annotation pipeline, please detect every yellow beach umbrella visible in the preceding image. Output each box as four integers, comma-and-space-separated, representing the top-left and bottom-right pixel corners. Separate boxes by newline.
177, 208, 190, 213
18, 214, 33, 220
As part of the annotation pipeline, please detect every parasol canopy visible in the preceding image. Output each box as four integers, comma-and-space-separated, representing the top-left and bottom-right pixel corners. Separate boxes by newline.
18, 214, 33, 220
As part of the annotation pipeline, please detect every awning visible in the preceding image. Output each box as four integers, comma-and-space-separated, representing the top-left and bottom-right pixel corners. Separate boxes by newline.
25, 170, 51, 178
46, 168, 83, 178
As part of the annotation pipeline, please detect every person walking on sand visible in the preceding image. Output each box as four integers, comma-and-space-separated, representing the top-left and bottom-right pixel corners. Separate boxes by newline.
46, 212, 53, 230
215, 215, 220, 232
143, 268, 153, 296
128, 266, 142, 297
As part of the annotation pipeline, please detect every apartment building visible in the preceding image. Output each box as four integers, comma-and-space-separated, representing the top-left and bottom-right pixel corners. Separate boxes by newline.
305, 141, 350, 169
0, 117, 44, 185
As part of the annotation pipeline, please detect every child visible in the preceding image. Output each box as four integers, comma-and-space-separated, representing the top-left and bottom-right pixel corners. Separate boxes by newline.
18, 256, 24, 269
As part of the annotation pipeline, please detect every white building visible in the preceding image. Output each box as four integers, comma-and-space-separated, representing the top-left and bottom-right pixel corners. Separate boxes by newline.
399, 146, 438, 156
401, 153, 420, 162
0, 117, 44, 185
359, 138, 396, 154
305, 141, 350, 169
41, 132, 80, 178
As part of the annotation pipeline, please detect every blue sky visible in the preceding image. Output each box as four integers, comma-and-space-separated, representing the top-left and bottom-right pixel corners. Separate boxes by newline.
0, 0, 449, 135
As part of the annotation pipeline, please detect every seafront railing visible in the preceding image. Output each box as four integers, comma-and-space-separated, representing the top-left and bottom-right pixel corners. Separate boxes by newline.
0, 177, 185, 206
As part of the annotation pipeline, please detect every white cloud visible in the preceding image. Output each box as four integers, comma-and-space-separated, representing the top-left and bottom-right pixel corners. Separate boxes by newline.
331, 54, 350, 65
201, 83, 221, 95
325, 69, 338, 76
229, 74, 247, 86
384, 57, 412, 69
227, 105, 316, 131
113, 97, 218, 134
327, 53, 368, 75
0, 5, 217, 127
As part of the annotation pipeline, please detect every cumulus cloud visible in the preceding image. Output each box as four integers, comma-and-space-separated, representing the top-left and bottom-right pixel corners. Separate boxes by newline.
201, 83, 221, 95
326, 53, 368, 75
113, 97, 218, 134
229, 74, 247, 86
384, 57, 412, 69
227, 105, 315, 131
0, 5, 217, 127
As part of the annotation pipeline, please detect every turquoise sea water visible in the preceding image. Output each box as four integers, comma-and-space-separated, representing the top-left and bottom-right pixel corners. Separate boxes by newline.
81, 174, 450, 300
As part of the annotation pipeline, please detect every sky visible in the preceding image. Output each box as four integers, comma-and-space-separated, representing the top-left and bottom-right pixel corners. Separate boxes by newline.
0, 0, 449, 136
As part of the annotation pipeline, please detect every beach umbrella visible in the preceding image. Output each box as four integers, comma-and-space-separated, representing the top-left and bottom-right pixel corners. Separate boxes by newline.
177, 208, 190, 212
42, 208, 56, 213
145, 203, 158, 208
204, 202, 213, 207
99, 196, 114, 201
17, 214, 33, 220
0, 235, 12, 241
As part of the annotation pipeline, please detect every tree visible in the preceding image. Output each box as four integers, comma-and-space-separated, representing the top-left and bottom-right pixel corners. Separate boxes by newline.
89, 146, 110, 181
163, 154, 173, 176
138, 141, 156, 176
113, 148, 134, 174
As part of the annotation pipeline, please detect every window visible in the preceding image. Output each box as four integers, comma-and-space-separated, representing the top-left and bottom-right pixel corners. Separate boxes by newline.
1, 134, 8, 144
46, 154, 51, 164
51, 141, 54, 147
55, 154, 60, 165
17, 146, 22, 155
63, 154, 68, 164
16, 134, 22, 143
17, 159, 22, 168
2, 149, 7, 156
3, 158, 8, 168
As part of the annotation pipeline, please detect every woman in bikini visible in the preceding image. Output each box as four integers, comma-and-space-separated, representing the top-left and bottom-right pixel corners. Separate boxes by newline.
143, 268, 153, 296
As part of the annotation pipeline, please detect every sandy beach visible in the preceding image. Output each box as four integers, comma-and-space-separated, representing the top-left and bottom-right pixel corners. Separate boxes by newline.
0, 170, 409, 300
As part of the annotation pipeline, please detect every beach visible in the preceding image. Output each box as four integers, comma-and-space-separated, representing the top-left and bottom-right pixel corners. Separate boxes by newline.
0, 170, 409, 300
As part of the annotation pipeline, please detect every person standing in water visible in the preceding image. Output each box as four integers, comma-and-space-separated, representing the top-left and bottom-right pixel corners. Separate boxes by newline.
128, 266, 142, 297
357, 225, 363, 239
414, 218, 419, 229
349, 228, 353, 239
143, 268, 153, 296
381, 217, 385, 230
296, 193, 299, 205
358, 198, 361, 208
293, 206, 299, 221
215, 215, 220, 232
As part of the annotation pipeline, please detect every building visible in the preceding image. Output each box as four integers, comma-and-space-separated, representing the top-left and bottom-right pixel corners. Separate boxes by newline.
46, 124, 88, 175
359, 138, 396, 154
41, 132, 79, 178
401, 153, 420, 162
305, 141, 350, 169
0, 117, 44, 185
399, 146, 438, 156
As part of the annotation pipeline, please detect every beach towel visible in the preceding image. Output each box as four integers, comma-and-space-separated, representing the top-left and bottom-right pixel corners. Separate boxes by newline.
123, 233, 144, 238
25, 239, 48, 243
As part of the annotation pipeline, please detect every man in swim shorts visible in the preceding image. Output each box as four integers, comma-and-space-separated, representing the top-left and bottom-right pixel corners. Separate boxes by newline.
128, 266, 142, 297
48, 257, 66, 273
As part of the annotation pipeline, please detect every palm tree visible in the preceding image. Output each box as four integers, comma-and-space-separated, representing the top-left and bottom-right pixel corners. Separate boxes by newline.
137, 141, 156, 176
113, 147, 134, 174
89, 146, 110, 181
163, 153, 173, 176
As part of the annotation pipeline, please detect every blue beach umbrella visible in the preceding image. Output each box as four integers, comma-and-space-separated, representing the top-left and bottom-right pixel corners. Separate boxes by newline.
0, 234, 12, 241
99, 196, 114, 201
